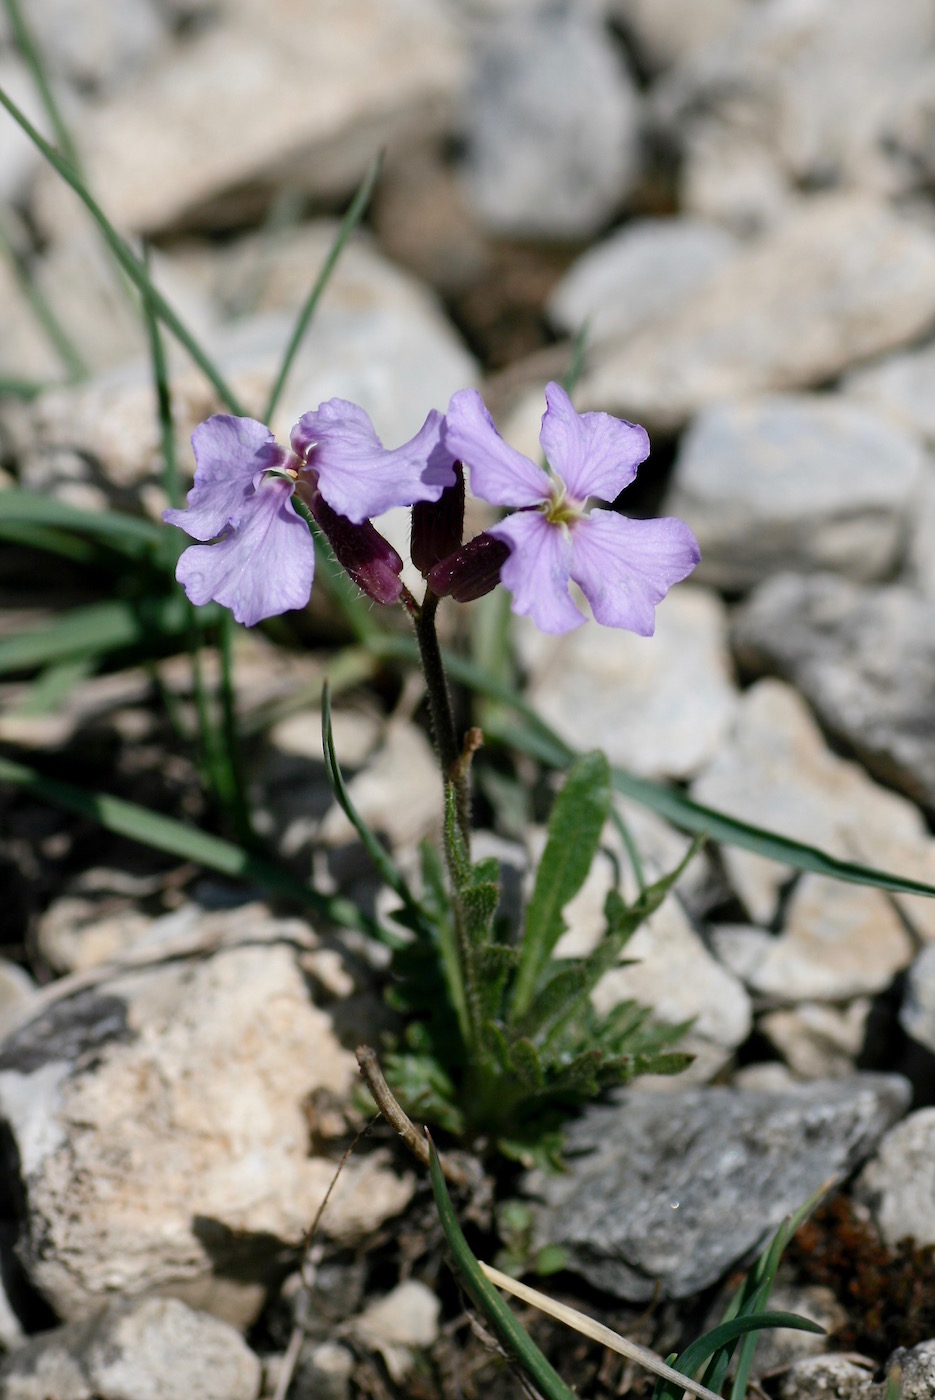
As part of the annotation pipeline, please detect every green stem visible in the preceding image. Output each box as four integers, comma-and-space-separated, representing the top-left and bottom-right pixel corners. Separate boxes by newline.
412, 591, 473, 846
1, 0, 82, 174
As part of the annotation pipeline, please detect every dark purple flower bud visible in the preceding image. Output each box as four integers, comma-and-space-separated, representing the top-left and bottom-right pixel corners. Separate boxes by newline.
427, 531, 511, 604
410, 462, 465, 576
310, 491, 404, 607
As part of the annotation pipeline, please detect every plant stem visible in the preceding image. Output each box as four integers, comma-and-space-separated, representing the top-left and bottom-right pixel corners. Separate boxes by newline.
412, 590, 471, 842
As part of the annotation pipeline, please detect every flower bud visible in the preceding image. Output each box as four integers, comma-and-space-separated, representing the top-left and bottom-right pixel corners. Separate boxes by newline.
427, 531, 510, 603
311, 492, 404, 606
410, 463, 465, 575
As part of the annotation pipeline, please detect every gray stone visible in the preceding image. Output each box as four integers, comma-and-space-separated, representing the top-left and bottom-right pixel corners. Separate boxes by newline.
692, 680, 935, 942
900, 942, 935, 1054
732, 573, 935, 810
652, 0, 935, 231
548, 217, 737, 348
460, 2, 641, 238
516, 585, 739, 781
665, 394, 926, 590
0, 905, 412, 1324
0, 1296, 261, 1400
780, 1353, 876, 1400
855, 1108, 935, 1249
524, 1075, 909, 1300
32, 0, 464, 238
607, 0, 748, 75
843, 341, 935, 447
12, 0, 167, 94
575, 196, 935, 433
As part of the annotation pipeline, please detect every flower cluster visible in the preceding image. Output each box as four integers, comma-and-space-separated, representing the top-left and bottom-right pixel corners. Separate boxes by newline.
165, 385, 700, 634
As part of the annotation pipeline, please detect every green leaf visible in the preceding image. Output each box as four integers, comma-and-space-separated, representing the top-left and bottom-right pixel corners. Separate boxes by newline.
0, 595, 217, 675
427, 1135, 578, 1400
0, 489, 164, 552
511, 751, 612, 1018
655, 1313, 823, 1400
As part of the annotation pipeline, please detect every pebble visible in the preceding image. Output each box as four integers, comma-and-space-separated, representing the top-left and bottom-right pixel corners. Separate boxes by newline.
460, 1, 641, 238
351, 1280, 441, 1383
665, 394, 926, 590
575, 196, 935, 432
733, 573, 935, 812
14, 0, 168, 94
548, 217, 737, 347
606, 0, 747, 75
899, 942, 935, 1056
524, 1075, 909, 1300
855, 1108, 935, 1250
0, 1296, 261, 1400
759, 1000, 872, 1080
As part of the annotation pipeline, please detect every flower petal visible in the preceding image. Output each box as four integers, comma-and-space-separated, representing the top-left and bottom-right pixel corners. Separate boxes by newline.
568, 509, 701, 635
444, 389, 550, 508
164, 415, 286, 541
291, 399, 455, 524
175, 475, 314, 626
539, 382, 649, 505
489, 512, 585, 633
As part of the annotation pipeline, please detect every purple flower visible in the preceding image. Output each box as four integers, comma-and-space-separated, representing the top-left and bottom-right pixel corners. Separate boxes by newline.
165, 402, 455, 627
443, 382, 700, 635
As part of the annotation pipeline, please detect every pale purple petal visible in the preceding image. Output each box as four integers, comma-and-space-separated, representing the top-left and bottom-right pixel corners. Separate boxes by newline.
291, 399, 455, 524
568, 509, 700, 635
164, 416, 287, 541
489, 512, 585, 634
444, 389, 551, 509
175, 475, 314, 627
538, 382, 649, 505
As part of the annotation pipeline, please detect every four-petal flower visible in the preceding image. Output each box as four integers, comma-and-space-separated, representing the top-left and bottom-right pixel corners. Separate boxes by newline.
443, 382, 700, 634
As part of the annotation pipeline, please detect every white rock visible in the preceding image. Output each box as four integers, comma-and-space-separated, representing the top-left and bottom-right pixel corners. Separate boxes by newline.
665, 394, 927, 590
32, 0, 465, 237
14, 0, 168, 93
900, 941, 935, 1054
855, 1107, 935, 1249
352, 1280, 441, 1382
0, 906, 412, 1324
759, 1000, 872, 1079
692, 680, 935, 946
548, 217, 738, 347
0, 55, 51, 204
575, 196, 935, 432
606, 0, 748, 74
460, 2, 641, 238
0, 1296, 261, 1400
843, 340, 935, 446
517, 585, 739, 781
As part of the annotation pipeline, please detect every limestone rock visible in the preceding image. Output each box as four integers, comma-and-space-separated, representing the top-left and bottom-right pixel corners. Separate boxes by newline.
843, 341, 935, 447
0, 905, 412, 1324
524, 1075, 909, 1300
12, 0, 168, 94
780, 1353, 876, 1400
665, 394, 926, 590
575, 197, 935, 433
855, 1108, 935, 1249
732, 573, 935, 811
900, 941, 935, 1055
0, 1296, 261, 1400
460, 1, 641, 238
32, 0, 465, 237
517, 585, 739, 781
607, 0, 748, 75
548, 217, 737, 348
759, 1000, 872, 1079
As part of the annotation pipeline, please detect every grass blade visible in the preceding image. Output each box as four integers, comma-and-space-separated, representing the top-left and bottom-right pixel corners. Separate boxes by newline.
0, 83, 247, 417
0, 753, 385, 938
0, 489, 164, 551
0, 210, 86, 379
657, 1313, 824, 1400
0, 595, 212, 675
1, 0, 82, 173
427, 1135, 578, 1400
264, 153, 381, 423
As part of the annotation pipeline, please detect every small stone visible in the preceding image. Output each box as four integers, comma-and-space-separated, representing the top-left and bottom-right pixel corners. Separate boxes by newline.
0, 1296, 261, 1400
843, 341, 935, 446
548, 217, 737, 348
855, 1108, 935, 1250
692, 680, 935, 939
14, 0, 168, 94
352, 1280, 441, 1382
517, 585, 739, 781
524, 1075, 909, 1300
759, 1000, 872, 1079
460, 2, 641, 239
900, 942, 935, 1055
575, 196, 935, 432
780, 1353, 876, 1400
732, 574, 935, 811
606, 0, 747, 75
665, 394, 926, 590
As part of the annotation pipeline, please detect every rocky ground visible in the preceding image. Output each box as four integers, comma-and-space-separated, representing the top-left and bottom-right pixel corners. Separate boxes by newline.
4, 1, 935, 1397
